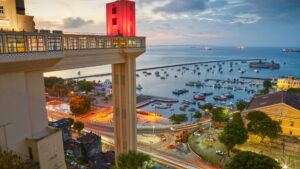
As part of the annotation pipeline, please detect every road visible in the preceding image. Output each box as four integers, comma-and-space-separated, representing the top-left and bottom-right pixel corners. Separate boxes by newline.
48, 110, 218, 169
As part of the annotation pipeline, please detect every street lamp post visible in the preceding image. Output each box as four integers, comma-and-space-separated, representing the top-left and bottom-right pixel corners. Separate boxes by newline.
0, 122, 11, 151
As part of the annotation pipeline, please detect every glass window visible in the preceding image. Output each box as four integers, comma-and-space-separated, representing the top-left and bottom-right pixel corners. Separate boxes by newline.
64, 37, 78, 50
112, 7, 117, 14
79, 37, 87, 49
27, 35, 45, 52
112, 18, 117, 25
98, 39, 105, 48
0, 36, 3, 53
7, 35, 26, 53
105, 39, 112, 48
113, 38, 119, 48
48, 36, 62, 51
88, 38, 96, 49
119, 38, 127, 48
0, 6, 4, 14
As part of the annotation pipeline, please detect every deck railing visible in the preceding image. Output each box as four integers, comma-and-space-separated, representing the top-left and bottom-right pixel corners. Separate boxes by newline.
0, 31, 145, 54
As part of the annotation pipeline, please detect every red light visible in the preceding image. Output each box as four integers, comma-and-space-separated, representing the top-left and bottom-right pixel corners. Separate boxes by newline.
106, 0, 136, 37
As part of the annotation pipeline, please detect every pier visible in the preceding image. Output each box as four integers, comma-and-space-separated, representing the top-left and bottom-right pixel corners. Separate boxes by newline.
64, 58, 266, 80
136, 95, 179, 108
240, 76, 272, 81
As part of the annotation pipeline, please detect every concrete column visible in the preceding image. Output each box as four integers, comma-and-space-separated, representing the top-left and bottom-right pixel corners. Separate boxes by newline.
112, 55, 137, 159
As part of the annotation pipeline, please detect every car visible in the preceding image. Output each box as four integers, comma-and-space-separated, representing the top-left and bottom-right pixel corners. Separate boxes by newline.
216, 150, 225, 156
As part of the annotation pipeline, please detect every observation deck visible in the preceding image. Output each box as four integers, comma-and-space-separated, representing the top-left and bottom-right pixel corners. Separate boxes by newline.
0, 30, 146, 73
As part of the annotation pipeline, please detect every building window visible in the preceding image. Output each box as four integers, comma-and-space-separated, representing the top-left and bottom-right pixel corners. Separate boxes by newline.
289, 131, 293, 135
27, 36, 45, 52
88, 38, 96, 49
48, 36, 62, 51
79, 37, 87, 49
98, 39, 105, 48
0, 36, 3, 53
28, 147, 33, 160
0, 6, 4, 14
112, 7, 117, 14
64, 37, 78, 50
278, 120, 282, 125
112, 18, 117, 25
7, 35, 26, 53
290, 121, 294, 127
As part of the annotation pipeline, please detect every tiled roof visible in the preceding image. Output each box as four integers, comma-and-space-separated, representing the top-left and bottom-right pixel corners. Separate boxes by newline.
246, 91, 300, 110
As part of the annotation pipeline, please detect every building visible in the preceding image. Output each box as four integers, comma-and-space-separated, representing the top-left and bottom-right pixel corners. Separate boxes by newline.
0, 0, 35, 32
0, 0, 144, 168
106, 0, 136, 36
244, 91, 300, 136
277, 76, 300, 91
49, 119, 72, 142
77, 132, 102, 159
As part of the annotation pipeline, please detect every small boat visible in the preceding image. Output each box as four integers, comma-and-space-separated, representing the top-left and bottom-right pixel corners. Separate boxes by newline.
193, 95, 206, 101
254, 69, 259, 73
136, 84, 143, 90
161, 77, 166, 80
174, 75, 178, 78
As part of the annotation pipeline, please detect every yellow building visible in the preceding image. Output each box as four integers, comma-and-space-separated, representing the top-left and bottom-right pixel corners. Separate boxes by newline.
244, 91, 300, 137
277, 76, 300, 91
0, 0, 35, 32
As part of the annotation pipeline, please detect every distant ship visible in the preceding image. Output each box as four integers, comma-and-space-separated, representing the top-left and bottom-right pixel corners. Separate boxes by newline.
282, 48, 300, 53
203, 46, 213, 51
237, 44, 245, 50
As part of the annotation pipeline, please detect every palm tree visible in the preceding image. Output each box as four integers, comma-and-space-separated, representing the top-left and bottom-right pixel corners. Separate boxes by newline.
114, 151, 151, 169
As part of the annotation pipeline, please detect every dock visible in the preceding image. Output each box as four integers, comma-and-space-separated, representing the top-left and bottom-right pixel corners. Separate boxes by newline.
64, 58, 266, 80
240, 76, 272, 81
136, 95, 179, 108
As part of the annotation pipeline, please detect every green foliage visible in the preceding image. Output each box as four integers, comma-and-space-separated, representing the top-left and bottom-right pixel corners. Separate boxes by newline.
199, 103, 213, 111
67, 118, 74, 126
193, 111, 202, 119
219, 113, 248, 157
69, 95, 91, 115
73, 121, 84, 133
246, 111, 282, 142
226, 151, 281, 169
211, 107, 228, 122
0, 148, 39, 169
287, 88, 300, 97
263, 80, 272, 89
236, 100, 248, 112
114, 151, 151, 169
169, 114, 188, 124
44, 76, 64, 89
77, 80, 94, 94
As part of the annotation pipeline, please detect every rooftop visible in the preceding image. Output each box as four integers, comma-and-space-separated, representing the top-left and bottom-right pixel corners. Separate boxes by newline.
246, 91, 300, 110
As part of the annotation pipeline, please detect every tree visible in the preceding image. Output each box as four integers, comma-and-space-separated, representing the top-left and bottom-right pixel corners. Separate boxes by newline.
73, 121, 84, 134
114, 151, 151, 169
287, 88, 300, 97
226, 151, 281, 169
169, 114, 188, 124
67, 118, 74, 126
0, 148, 39, 169
246, 111, 282, 142
193, 111, 202, 120
69, 95, 91, 115
44, 76, 64, 89
219, 113, 248, 157
199, 103, 213, 111
263, 80, 272, 89
77, 80, 94, 94
211, 107, 228, 123
236, 100, 248, 112
51, 83, 68, 97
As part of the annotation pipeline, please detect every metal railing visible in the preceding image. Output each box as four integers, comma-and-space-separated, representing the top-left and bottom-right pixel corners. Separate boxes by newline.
0, 31, 146, 54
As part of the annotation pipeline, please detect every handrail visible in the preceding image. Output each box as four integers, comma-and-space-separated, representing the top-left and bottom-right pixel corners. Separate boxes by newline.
0, 31, 145, 54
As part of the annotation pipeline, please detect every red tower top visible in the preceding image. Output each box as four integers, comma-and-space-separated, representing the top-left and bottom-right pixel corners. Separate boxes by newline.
106, 0, 136, 37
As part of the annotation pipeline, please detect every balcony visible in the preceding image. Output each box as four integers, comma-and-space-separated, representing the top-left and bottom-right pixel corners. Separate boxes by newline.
0, 30, 146, 73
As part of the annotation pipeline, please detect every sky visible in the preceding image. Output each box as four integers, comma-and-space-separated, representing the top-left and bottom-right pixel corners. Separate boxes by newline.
26, 0, 300, 47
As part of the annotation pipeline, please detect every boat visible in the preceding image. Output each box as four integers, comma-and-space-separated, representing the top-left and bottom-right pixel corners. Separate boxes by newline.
193, 95, 205, 101
185, 81, 195, 87
174, 75, 178, 78
136, 84, 143, 90
161, 77, 166, 80
254, 69, 259, 73
202, 92, 213, 96
282, 48, 300, 52
172, 89, 189, 95
249, 60, 280, 69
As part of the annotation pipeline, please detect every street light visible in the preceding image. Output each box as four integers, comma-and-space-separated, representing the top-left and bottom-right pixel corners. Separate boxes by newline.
0, 122, 11, 151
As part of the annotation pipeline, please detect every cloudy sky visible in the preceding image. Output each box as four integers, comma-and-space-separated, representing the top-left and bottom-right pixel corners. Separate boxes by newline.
26, 0, 300, 47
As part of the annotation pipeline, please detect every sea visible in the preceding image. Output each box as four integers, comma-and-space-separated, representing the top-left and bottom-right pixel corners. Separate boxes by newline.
45, 46, 300, 123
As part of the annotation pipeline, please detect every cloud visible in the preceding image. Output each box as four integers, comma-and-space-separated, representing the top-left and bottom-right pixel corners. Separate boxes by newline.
62, 17, 94, 29
154, 0, 209, 13
231, 14, 261, 24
